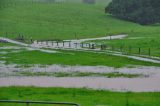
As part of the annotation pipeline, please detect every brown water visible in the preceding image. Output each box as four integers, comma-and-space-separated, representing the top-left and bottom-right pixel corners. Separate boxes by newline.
0, 76, 160, 92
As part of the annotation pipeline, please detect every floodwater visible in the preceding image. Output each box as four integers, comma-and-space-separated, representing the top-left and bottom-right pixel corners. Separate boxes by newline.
31, 35, 127, 49
1, 36, 160, 92
0, 63, 160, 92
0, 76, 160, 92
1, 64, 160, 77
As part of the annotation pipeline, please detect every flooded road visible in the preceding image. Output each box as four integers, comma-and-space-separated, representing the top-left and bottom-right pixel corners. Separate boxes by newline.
0, 76, 160, 92
1, 36, 160, 63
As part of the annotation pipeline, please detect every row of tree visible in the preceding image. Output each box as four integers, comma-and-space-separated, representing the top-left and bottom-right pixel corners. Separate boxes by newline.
105, 0, 160, 25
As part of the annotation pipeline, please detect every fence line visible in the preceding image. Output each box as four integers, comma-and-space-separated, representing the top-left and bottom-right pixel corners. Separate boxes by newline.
0, 100, 80, 106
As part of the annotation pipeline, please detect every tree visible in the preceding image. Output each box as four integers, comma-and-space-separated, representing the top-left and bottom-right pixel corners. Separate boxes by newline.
105, 0, 160, 25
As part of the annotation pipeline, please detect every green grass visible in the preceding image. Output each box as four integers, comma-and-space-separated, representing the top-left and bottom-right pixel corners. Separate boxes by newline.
0, 42, 18, 47
0, 49, 160, 68
0, 87, 160, 106
86, 38, 160, 57
0, 0, 160, 57
0, 0, 160, 40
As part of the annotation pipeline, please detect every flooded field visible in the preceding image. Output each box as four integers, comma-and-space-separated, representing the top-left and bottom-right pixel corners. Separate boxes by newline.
0, 76, 160, 92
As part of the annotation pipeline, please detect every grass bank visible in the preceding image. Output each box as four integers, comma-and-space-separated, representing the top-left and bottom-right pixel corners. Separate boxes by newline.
0, 87, 160, 106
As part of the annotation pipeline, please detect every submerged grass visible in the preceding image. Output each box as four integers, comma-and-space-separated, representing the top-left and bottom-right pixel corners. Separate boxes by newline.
0, 87, 160, 106
15, 71, 141, 78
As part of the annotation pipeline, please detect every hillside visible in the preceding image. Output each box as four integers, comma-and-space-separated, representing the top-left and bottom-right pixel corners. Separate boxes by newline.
0, 0, 160, 41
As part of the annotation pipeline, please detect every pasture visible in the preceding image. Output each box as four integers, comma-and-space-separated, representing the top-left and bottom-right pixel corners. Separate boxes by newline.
0, 87, 160, 106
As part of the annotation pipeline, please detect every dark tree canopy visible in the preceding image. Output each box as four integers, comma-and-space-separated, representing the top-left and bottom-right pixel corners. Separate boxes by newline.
105, 0, 160, 25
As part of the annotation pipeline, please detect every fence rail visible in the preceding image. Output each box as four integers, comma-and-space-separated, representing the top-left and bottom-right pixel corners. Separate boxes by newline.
0, 100, 80, 106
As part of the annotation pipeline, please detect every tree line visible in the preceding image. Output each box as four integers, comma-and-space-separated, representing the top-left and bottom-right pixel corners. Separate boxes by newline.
105, 0, 160, 25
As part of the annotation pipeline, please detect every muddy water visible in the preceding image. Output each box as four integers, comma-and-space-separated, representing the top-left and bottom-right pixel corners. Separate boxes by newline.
0, 64, 160, 92
0, 63, 160, 77
0, 76, 160, 92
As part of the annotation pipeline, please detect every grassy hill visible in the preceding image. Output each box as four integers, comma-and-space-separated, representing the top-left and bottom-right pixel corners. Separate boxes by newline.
0, 0, 160, 57
0, 0, 113, 40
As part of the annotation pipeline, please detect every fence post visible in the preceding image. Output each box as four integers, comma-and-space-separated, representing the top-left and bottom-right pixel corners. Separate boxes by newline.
30, 39, 33, 43
75, 43, 78, 48
69, 41, 71, 47
56, 41, 59, 46
100, 45, 104, 50
89, 43, 91, 49
91, 44, 95, 49
26, 102, 29, 106
139, 47, 141, 54
81, 43, 83, 48
63, 41, 64, 47
110, 35, 112, 40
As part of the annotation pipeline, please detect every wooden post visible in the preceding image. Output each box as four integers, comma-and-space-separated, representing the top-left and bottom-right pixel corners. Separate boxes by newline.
100, 45, 103, 50
81, 43, 83, 48
56, 41, 59, 46
63, 41, 64, 47
75, 43, 78, 48
91, 44, 95, 49
139, 47, 141, 54
26, 102, 29, 106
89, 43, 91, 49
69, 41, 71, 47
30, 38, 33, 43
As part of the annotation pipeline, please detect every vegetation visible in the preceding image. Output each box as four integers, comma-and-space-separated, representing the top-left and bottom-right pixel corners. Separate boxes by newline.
0, 0, 160, 40
86, 38, 160, 57
106, 0, 160, 25
1, 49, 160, 68
14, 71, 141, 78
0, 42, 18, 47
0, 87, 160, 106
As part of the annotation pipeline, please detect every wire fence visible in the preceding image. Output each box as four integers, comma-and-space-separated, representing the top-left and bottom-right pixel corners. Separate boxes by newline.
0, 100, 80, 106
1, 34, 160, 58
